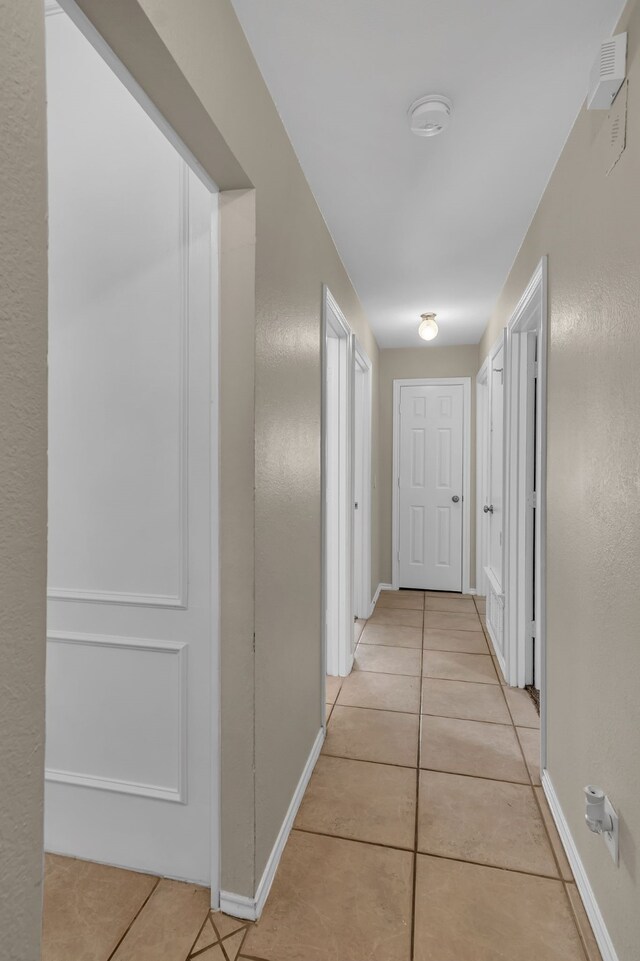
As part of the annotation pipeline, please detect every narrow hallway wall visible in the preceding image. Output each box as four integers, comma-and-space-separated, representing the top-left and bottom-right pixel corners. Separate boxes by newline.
0, 2, 48, 958
479, 1, 640, 956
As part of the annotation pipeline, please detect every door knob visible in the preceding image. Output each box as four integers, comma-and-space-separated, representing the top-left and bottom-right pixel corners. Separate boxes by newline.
451, 495, 460, 503
483, 504, 494, 514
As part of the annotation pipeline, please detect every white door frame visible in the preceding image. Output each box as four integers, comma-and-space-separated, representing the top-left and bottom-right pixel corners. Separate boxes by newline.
353, 341, 373, 619
475, 360, 489, 597
504, 257, 548, 759
392, 378, 471, 594
322, 287, 354, 680
46, 0, 220, 904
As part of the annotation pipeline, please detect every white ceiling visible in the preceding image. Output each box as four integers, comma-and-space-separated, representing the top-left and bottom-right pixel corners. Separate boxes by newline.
231, 0, 624, 347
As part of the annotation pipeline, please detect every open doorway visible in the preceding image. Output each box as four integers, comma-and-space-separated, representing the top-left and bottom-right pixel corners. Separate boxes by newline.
322, 288, 354, 678
504, 258, 548, 743
44, 0, 219, 893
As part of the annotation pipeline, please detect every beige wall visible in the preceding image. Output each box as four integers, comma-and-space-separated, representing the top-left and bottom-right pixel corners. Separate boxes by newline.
479, 2, 640, 956
0, 2, 48, 957
379, 346, 480, 588
59, 0, 381, 898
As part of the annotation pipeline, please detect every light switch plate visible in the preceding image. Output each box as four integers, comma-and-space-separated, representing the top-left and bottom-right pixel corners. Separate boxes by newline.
602, 795, 619, 864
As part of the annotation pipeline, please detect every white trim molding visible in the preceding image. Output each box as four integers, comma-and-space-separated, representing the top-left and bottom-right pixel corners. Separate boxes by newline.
392, 377, 472, 595
367, 582, 393, 617
45, 632, 188, 803
353, 339, 373, 621
220, 727, 325, 921
542, 771, 620, 961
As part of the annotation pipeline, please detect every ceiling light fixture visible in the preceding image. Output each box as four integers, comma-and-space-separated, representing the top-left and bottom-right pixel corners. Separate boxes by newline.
418, 312, 439, 341
408, 95, 452, 137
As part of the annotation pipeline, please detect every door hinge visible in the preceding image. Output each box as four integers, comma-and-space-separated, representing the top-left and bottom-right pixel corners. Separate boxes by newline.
397, 475, 400, 487
527, 491, 538, 509
529, 360, 538, 379
530, 620, 536, 638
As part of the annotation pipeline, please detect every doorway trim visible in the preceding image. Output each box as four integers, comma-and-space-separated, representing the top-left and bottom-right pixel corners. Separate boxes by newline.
353, 341, 373, 619
392, 377, 471, 595
504, 257, 548, 761
322, 287, 354, 681
475, 360, 489, 597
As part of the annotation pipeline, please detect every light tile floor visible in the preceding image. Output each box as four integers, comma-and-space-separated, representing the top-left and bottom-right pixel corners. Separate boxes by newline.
42, 592, 602, 961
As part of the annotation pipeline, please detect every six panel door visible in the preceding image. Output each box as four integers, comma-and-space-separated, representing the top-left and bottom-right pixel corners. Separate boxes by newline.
398, 385, 464, 591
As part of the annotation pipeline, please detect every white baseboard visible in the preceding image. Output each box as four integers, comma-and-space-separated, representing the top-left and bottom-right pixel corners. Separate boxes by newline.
220, 726, 325, 921
542, 771, 619, 961
366, 583, 393, 617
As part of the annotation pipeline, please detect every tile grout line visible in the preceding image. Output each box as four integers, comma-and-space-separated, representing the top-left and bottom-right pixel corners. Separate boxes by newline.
104, 876, 162, 961
410, 595, 426, 961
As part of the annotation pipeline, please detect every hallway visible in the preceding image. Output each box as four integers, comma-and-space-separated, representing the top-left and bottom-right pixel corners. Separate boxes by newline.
42, 591, 600, 961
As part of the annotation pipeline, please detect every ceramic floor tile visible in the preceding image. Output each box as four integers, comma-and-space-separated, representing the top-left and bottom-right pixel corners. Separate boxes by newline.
110, 878, 211, 961
414, 855, 586, 961
354, 618, 367, 644
474, 597, 487, 613
210, 913, 248, 941
368, 607, 423, 628
355, 642, 421, 676
422, 650, 498, 684
421, 677, 511, 724
423, 628, 488, 654
518, 726, 542, 785
418, 770, 558, 876
323, 704, 419, 767
295, 755, 416, 849
424, 596, 477, 614
42, 855, 158, 961
505, 686, 541, 727
325, 702, 334, 723
424, 610, 482, 632
220, 929, 247, 960
424, 591, 472, 599
420, 715, 529, 782
534, 787, 573, 881
566, 883, 603, 961
360, 622, 422, 649
189, 916, 218, 955
337, 670, 421, 713
376, 590, 424, 610
192, 945, 226, 960
242, 831, 413, 961
325, 675, 342, 704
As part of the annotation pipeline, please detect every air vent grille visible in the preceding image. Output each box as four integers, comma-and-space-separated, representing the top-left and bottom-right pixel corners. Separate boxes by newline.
600, 40, 617, 78
588, 33, 626, 109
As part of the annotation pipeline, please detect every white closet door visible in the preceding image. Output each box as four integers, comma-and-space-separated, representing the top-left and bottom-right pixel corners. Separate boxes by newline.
398, 384, 464, 591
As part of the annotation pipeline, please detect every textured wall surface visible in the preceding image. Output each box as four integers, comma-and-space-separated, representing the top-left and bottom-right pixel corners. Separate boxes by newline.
72, 0, 380, 897
378, 346, 480, 588
0, 2, 48, 958
479, 2, 640, 956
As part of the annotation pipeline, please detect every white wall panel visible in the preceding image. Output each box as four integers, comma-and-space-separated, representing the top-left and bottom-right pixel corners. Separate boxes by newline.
46, 633, 186, 800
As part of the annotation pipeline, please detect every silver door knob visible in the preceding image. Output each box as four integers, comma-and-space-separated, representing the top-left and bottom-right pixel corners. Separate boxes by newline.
451, 495, 460, 503
483, 504, 494, 514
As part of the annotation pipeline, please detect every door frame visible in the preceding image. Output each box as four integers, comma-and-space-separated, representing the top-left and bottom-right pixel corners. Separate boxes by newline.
322, 287, 354, 680
353, 341, 373, 619
46, 0, 220, 903
475, 361, 489, 597
392, 377, 471, 594
504, 257, 548, 760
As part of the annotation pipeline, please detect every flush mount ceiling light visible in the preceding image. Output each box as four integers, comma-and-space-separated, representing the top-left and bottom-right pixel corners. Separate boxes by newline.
418, 312, 439, 341
408, 95, 452, 137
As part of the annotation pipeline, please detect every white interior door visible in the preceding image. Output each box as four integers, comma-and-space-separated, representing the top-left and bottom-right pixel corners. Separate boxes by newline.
45, 8, 217, 886
353, 364, 365, 617
398, 384, 464, 591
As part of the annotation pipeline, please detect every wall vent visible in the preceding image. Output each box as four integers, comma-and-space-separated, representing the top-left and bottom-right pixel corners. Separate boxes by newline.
588, 33, 627, 109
